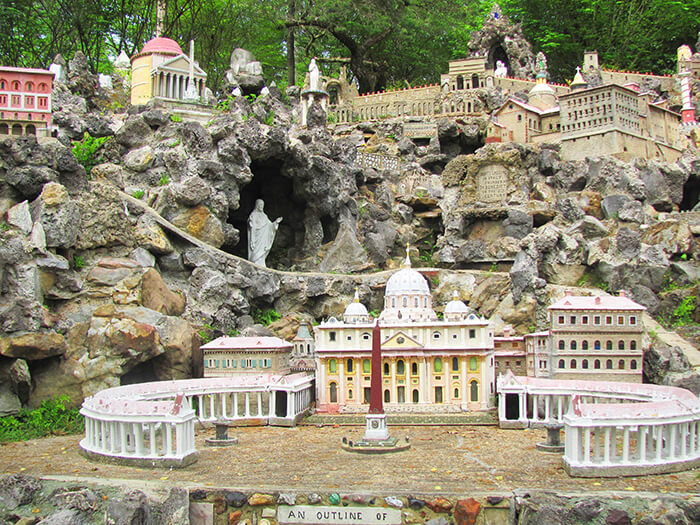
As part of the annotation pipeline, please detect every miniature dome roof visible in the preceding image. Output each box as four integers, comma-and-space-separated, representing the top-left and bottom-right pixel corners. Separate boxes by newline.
344, 289, 369, 316
571, 66, 587, 90
445, 291, 469, 314
385, 249, 429, 296
140, 37, 183, 57
529, 81, 556, 97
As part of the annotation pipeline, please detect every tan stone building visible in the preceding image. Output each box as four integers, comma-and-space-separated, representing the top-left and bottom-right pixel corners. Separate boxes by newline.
494, 326, 527, 377
201, 336, 292, 377
547, 291, 645, 383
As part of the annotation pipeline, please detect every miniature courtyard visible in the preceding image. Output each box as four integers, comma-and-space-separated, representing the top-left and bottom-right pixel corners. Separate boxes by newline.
1, 423, 697, 495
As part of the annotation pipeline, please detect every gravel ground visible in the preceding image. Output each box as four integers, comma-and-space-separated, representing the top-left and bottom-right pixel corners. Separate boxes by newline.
0, 425, 697, 495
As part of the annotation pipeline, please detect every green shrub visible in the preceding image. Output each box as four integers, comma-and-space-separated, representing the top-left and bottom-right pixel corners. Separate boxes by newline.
198, 323, 216, 343
252, 308, 282, 326
170, 114, 183, 122
264, 111, 275, 126
72, 132, 109, 175
73, 255, 86, 269
158, 173, 170, 186
131, 189, 145, 199
0, 395, 84, 443
672, 295, 696, 327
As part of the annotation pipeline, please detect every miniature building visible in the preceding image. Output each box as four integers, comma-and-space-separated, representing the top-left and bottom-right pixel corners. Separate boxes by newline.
130, 37, 208, 113
315, 255, 495, 413
289, 322, 316, 373
494, 326, 527, 377
524, 331, 551, 378
559, 82, 682, 162
0, 67, 54, 137
547, 290, 645, 383
200, 336, 292, 377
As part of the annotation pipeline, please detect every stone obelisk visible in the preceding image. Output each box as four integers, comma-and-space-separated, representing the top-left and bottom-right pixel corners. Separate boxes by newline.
363, 320, 389, 441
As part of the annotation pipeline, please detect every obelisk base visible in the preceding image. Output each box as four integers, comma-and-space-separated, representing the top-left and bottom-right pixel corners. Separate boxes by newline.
363, 413, 389, 441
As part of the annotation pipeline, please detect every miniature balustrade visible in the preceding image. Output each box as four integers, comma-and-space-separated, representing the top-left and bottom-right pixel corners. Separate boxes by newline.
80, 374, 314, 466
497, 371, 700, 477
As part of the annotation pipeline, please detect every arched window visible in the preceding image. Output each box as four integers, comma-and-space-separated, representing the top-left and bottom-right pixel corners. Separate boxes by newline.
606, 359, 613, 369
594, 359, 601, 369
631, 360, 637, 370
411, 362, 418, 375
434, 358, 443, 373
433, 331, 441, 340
470, 380, 479, 401
397, 360, 405, 375
582, 359, 589, 369
348, 389, 353, 399
383, 362, 390, 376
412, 389, 419, 403
630, 341, 637, 350
0, 79, 5, 89
594, 341, 601, 350
384, 389, 390, 403
582, 341, 589, 350
346, 358, 353, 373
25, 82, 33, 92
414, 297, 419, 307
618, 360, 625, 369
618, 341, 625, 350
570, 359, 577, 369
558, 340, 565, 350
452, 357, 459, 371
558, 359, 565, 368
570, 341, 577, 350
328, 359, 337, 374
38, 83, 48, 93
454, 387, 460, 398
391, 297, 396, 308
11, 81, 20, 90
329, 382, 337, 403
363, 359, 370, 374
472, 74, 479, 89
456, 75, 464, 90
606, 341, 613, 350
402, 297, 408, 307
25, 124, 35, 135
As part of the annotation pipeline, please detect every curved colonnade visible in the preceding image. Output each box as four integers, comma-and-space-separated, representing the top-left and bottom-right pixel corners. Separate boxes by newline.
80, 373, 314, 467
497, 371, 700, 477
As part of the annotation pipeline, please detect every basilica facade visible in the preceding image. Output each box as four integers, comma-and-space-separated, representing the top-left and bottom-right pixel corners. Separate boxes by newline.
314, 255, 496, 413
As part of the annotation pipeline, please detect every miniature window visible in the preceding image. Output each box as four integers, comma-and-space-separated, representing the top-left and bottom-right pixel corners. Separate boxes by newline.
605, 316, 612, 325
391, 297, 396, 307
606, 341, 613, 350
582, 359, 589, 369
454, 388, 460, 399
397, 360, 405, 375
594, 340, 601, 350
582, 316, 588, 324
558, 340, 565, 350
618, 316, 624, 325
470, 380, 479, 402
594, 359, 601, 369
629, 316, 636, 325
25, 82, 33, 92
414, 297, 419, 307
383, 362, 390, 375
346, 359, 353, 373
453, 334, 458, 340
346, 335, 352, 341
570, 316, 576, 324
630, 341, 637, 351
329, 382, 338, 403
402, 297, 408, 307
329, 331, 336, 342
558, 359, 565, 368
630, 360, 637, 370
384, 389, 390, 403
582, 340, 589, 350
423, 297, 428, 307
570, 359, 577, 369
411, 362, 418, 376
328, 359, 337, 374
606, 359, 613, 369
0, 79, 5, 89
363, 359, 370, 374
433, 331, 441, 339
618, 360, 625, 369
412, 389, 419, 403
362, 332, 370, 340
469, 329, 476, 339
469, 356, 477, 371
348, 389, 353, 399
558, 316, 565, 324
452, 357, 459, 371
38, 83, 47, 92
594, 316, 601, 325
618, 341, 625, 350
11, 81, 20, 90
570, 341, 577, 350
434, 358, 443, 373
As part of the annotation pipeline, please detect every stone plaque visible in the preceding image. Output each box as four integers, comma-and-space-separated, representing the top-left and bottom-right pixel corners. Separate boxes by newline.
403, 122, 438, 139
476, 165, 509, 203
278, 506, 401, 525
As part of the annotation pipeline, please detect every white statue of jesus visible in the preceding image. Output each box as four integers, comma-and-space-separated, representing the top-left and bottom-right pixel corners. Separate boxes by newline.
495, 60, 508, 78
247, 199, 282, 267
308, 58, 320, 91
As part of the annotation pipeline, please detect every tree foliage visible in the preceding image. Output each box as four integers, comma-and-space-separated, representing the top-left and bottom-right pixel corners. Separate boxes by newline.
0, 0, 697, 93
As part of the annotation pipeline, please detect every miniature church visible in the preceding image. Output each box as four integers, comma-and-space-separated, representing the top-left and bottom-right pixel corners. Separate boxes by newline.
314, 249, 496, 414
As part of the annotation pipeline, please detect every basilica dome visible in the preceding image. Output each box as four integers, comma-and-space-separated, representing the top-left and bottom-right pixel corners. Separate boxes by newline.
343, 289, 370, 324
380, 248, 437, 323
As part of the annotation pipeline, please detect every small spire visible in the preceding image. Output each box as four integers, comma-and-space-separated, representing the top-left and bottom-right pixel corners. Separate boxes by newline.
452, 290, 459, 300
571, 66, 587, 91
353, 287, 360, 303
401, 243, 411, 268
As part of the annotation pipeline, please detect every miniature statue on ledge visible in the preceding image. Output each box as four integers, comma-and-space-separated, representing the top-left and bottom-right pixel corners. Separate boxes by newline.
247, 199, 282, 267
494, 59, 508, 78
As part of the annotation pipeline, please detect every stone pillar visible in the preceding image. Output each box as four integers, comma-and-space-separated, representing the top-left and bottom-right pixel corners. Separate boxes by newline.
165, 424, 173, 456
209, 394, 215, 420
655, 426, 663, 461
669, 424, 677, 459
338, 360, 345, 406
257, 392, 263, 417
531, 395, 539, 422
287, 391, 295, 419
120, 423, 127, 455
221, 393, 227, 418
389, 359, 396, 406
544, 396, 551, 423
233, 393, 239, 418
268, 391, 275, 418
419, 358, 429, 403
498, 392, 506, 421
583, 427, 591, 464
639, 425, 647, 463
245, 393, 250, 417
518, 393, 527, 424
622, 426, 630, 463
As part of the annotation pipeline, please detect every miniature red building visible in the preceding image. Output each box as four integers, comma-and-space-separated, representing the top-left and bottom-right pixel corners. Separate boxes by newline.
0, 67, 54, 137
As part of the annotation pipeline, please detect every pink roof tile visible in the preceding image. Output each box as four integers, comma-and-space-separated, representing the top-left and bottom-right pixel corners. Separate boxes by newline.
548, 295, 646, 312
200, 336, 293, 351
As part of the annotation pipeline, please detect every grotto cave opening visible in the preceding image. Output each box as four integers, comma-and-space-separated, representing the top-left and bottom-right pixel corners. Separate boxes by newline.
228, 159, 308, 268
487, 43, 510, 73
680, 171, 700, 211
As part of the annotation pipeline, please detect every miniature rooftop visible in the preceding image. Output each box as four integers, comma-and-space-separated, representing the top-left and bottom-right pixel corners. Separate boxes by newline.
200, 336, 293, 350
548, 291, 647, 311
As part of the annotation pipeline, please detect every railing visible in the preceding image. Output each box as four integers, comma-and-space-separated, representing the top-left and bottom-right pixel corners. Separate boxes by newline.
80, 373, 314, 467
497, 371, 700, 476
